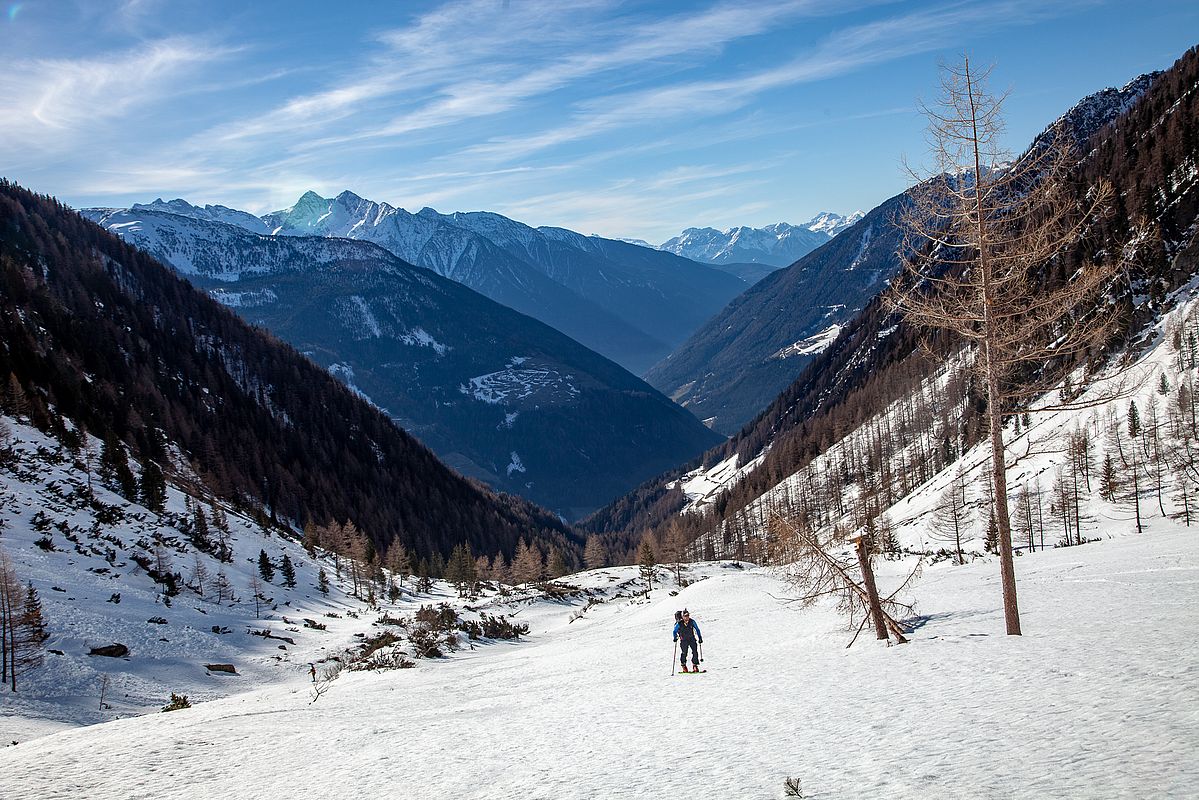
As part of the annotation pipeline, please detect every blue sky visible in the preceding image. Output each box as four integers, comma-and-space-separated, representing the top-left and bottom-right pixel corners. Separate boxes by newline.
1, 1, 1194, 242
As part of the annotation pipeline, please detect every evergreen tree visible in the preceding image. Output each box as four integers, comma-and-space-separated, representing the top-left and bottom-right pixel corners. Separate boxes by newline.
317, 568, 330, 595
99, 433, 137, 500
1128, 401, 1142, 439
1100, 453, 1119, 501
139, 457, 167, 514
445, 543, 476, 597
280, 553, 297, 588
257, 549, 275, 583
638, 537, 657, 594
4, 373, 31, 419
21, 582, 49, 648
213, 568, 234, 605
984, 511, 999, 555
190, 501, 211, 552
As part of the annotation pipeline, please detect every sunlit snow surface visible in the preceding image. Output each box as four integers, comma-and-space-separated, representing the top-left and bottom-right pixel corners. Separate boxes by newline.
1, 533, 1195, 798
770, 323, 843, 360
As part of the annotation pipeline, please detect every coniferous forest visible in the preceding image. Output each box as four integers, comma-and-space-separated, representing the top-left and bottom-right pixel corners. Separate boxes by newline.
0, 182, 580, 565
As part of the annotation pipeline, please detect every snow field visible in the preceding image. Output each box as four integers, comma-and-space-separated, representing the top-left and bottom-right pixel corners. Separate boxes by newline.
0, 415, 493, 743
2, 530, 1195, 799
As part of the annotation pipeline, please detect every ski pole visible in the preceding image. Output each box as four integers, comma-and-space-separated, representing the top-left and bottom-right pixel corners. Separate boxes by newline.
672, 640, 677, 676
699, 641, 704, 663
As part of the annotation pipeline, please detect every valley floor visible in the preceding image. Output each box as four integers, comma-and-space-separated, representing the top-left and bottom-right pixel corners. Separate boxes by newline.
2, 529, 1197, 799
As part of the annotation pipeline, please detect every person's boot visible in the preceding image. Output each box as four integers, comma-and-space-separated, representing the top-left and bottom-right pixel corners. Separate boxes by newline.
680, 664, 689, 673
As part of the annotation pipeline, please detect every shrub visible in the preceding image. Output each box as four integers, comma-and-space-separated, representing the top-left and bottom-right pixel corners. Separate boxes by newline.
162, 693, 192, 712
408, 628, 443, 659
414, 603, 459, 632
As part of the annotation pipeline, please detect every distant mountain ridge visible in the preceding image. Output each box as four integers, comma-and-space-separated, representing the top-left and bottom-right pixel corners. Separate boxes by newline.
657, 213, 863, 268
121, 191, 748, 376
643, 73, 1161, 436
80, 206, 722, 518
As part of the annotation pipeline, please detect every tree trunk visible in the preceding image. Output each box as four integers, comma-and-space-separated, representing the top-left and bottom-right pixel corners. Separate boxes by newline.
852, 536, 889, 641
968, 56, 1021, 637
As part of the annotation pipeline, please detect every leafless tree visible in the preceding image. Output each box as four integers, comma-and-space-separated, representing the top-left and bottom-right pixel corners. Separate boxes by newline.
248, 574, 264, 619
888, 57, 1124, 635
929, 469, 972, 564
769, 513, 916, 647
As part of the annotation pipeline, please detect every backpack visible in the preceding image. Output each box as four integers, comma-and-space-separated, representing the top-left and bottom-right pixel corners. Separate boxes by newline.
674, 610, 683, 623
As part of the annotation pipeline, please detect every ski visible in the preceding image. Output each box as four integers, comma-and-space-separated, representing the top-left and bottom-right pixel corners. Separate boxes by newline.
676, 669, 707, 674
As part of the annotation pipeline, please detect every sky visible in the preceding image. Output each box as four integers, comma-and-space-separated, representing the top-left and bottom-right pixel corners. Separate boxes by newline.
1, 1, 1195, 243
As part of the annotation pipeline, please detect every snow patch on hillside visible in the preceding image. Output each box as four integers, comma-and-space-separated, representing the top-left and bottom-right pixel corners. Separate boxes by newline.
670, 451, 766, 514
398, 327, 448, 355
460, 358, 580, 407
209, 288, 278, 308
771, 324, 843, 360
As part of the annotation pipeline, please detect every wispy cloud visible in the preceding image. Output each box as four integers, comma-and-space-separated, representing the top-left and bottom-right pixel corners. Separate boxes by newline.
201, 0, 846, 151
0, 37, 226, 158
460, 0, 1082, 165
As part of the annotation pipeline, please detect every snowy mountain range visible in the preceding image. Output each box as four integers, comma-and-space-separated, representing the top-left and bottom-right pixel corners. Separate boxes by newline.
102, 192, 747, 375
78, 206, 721, 518
657, 213, 863, 268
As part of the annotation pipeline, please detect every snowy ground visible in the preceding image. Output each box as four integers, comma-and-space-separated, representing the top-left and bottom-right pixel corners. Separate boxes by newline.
0, 415, 496, 744
3, 529, 1195, 799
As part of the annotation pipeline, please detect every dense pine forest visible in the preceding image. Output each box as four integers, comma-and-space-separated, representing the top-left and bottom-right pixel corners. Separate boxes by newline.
0, 183, 581, 566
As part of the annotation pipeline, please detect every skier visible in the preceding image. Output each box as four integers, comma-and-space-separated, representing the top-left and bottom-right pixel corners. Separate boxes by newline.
672, 609, 703, 672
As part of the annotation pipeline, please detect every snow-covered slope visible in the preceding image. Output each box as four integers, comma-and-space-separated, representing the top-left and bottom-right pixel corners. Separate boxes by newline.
2, 524, 1194, 798
0, 416, 396, 741
658, 213, 863, 267
694, 283, 1199, 567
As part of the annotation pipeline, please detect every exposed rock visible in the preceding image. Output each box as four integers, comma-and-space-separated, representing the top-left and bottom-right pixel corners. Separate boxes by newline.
89, 643, 129, 658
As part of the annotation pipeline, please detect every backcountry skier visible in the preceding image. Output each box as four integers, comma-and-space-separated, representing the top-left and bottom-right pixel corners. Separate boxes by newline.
672, 609, 703, 672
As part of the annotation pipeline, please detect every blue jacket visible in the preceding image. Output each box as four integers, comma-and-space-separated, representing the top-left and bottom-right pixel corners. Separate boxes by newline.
672, 619, 702, 644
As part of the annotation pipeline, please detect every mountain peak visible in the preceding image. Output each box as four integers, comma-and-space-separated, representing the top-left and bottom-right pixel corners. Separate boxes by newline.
294, 190, 327, 207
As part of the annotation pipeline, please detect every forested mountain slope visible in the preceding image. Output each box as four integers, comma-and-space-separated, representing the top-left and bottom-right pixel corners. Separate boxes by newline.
586, 48, 1198, 558
0, 181, 579, 561
646, 74, 1161, 436
72, 208, 722, 517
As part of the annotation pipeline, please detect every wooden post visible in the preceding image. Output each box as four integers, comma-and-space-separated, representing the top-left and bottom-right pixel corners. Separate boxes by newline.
850, 535, 889, 641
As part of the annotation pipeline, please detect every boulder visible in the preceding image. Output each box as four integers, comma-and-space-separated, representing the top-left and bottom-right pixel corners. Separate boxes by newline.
204, 663, 238, 674
89, 643, 129, 658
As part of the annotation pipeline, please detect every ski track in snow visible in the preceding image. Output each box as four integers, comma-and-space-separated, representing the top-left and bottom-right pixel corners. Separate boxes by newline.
2, 532, 1196, 799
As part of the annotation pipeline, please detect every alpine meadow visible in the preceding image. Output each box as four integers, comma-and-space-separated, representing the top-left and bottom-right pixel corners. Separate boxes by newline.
1, 2, 1196, 798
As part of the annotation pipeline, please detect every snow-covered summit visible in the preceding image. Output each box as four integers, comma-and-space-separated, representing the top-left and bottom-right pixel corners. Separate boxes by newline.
657, 213, 859, 267
129, 197, 272, 234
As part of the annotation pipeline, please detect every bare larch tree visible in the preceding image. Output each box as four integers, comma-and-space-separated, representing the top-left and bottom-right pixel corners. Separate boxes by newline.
890, 57, 1122, 635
